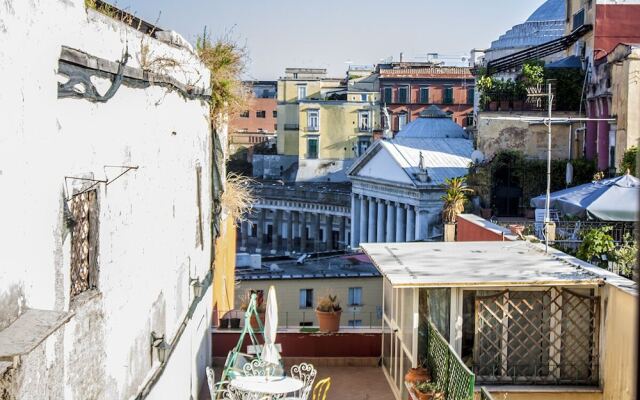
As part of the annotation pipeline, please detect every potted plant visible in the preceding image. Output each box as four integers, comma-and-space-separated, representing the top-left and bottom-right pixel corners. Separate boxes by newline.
413, 382, 444, 400
240, 290, 266, 329
441, 177, 473, 241
404, 367, 431, 385
315, 293, 342, 332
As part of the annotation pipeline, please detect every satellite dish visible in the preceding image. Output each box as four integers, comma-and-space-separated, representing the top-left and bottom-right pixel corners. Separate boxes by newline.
471, 150, 485, 164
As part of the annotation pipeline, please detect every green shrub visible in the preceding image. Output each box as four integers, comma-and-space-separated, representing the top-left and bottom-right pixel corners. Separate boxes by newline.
576, 227, 616, 267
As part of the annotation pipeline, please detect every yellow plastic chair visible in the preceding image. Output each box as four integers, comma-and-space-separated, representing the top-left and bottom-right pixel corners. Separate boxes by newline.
312, 377, 331, 400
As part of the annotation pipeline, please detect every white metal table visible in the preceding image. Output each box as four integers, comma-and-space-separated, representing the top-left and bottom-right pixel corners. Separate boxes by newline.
229, 375, 304, 398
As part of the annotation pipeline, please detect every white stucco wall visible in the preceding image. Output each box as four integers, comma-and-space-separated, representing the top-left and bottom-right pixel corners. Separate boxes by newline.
0, 1, 217, 398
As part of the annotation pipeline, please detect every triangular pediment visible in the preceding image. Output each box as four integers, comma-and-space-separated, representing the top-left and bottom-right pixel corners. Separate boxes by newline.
349, 142, 414, 185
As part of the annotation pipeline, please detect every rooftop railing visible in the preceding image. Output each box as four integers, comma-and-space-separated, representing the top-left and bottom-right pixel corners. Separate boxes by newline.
214, 310, 382, 331
425, 320, 475, 400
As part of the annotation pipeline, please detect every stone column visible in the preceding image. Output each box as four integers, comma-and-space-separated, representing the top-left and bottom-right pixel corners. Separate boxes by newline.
376, 199, 386, 242
256, 208, 265, 253
300, 211, 307, 253
406, 205, 416, 242
415, 209, 429, 241
240, 220, 248, 251
326, 214, 334, 251
271, 209, 281, 254
339, 216, 346, 249
367, 197, 376, 243
313, 213, 321, 252
359, 195, 368, 245
395, 203, 406, 242
385, 201, 396, 242
351, 194, 361, 248
286, 211, 293, 255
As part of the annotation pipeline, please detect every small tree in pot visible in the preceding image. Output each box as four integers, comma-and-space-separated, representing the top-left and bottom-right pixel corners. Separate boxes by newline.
441, 177, 473, 241
315, 294, 342, 332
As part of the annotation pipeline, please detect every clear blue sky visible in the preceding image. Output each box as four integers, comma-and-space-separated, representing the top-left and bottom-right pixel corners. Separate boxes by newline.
115, 0, 546, 80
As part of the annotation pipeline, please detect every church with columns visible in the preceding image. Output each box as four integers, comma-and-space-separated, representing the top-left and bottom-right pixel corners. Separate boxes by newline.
347, 106, 473, 247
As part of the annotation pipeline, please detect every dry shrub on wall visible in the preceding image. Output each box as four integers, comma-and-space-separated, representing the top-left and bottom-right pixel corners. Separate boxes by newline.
220, 173, 255, 223
196, 30, 251, 126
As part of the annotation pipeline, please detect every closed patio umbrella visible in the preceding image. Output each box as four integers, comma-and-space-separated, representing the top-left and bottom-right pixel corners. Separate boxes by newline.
262, 285, 281, 367
530, 173, 640, 221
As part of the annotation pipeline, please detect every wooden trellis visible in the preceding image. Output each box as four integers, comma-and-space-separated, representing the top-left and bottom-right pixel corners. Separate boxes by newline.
473, 288, 599, 385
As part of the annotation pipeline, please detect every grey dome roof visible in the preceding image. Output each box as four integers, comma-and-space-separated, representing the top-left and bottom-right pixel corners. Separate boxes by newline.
395, 107, 467, 139
486, 0, 566, 59
527, 0, 565, 22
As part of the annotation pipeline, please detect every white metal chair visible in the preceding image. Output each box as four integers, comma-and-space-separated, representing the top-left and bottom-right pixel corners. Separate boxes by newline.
242, 358, 284, 377
284, 363, 317, 400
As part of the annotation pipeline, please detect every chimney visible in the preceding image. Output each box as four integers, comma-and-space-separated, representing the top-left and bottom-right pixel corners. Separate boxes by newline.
399, 52, 403, 63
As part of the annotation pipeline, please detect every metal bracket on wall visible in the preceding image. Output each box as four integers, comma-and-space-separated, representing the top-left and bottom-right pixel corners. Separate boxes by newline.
64, 165, 139, 200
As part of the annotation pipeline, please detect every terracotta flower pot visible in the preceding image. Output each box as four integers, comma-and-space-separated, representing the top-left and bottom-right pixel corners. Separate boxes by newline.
405, 367, 431, 385
316, 310, 341, 332
416, 391, 444, 400
508, 224, 525, 236
250, 313, 265, 330
480, 208, 492, 219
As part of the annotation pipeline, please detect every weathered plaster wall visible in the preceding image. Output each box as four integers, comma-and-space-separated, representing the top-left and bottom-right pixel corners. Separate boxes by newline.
611, 48, 640, 169
600, 283, 637, 400
477, 112, 579, 160
0, 0, 219, 398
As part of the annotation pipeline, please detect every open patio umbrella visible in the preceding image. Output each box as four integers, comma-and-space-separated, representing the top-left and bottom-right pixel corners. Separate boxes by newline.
530, 173, 640, 221
262, 285, 281, 366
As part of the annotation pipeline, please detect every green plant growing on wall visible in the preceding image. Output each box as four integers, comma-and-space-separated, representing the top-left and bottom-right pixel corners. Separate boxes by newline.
621, 146, 637, 176
577, 227, 616, 268
196, 29, 250, 126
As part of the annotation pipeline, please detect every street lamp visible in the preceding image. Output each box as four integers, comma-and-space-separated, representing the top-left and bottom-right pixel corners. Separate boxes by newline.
190, 278, 203, 299
150, 331, 169, 364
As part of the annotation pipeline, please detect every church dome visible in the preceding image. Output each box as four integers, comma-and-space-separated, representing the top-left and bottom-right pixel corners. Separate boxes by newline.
484, 0, 566, 62
395, 106, 467, 139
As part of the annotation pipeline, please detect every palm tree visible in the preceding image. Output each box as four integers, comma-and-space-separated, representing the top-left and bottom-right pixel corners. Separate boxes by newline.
441, 177, 473, 224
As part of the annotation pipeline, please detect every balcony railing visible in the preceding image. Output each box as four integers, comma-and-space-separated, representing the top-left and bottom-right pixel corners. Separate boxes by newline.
491, 220, 634, 245
425, 320, 475, 400
214, 310, 382, 331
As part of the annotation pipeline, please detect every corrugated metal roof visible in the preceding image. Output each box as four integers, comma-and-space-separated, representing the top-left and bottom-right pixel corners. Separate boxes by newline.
381, 137, 473, 185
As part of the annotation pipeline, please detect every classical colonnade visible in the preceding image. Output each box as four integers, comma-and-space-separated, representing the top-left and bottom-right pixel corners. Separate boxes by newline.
238, 206, 350, 255
350, 193, 430, 248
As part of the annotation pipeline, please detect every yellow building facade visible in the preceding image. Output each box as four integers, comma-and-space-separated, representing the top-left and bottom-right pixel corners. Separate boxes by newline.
276, 68, 381, 162
237, 276, 382, 328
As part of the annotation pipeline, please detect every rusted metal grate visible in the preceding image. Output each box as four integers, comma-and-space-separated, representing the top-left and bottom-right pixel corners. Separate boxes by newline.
473, 288, 599, 385
69, 190, 98, 297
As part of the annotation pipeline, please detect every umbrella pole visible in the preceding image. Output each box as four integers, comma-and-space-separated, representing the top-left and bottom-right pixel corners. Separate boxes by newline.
545, 82, 554, 254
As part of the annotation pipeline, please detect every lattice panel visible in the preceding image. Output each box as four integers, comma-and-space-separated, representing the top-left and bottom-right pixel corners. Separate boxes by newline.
474, 289, 599, 385
70, 190, 97, 297
426, 321, 475, 400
